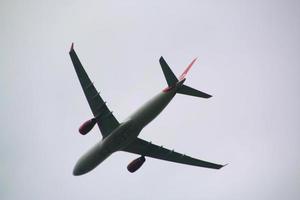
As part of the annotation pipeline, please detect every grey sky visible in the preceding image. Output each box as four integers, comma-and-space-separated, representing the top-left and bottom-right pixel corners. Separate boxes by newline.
1, 0, 300, 199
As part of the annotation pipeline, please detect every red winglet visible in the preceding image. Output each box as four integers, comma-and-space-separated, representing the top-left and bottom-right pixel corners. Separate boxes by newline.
178, 58, 197, 81
70, 42, 74, 52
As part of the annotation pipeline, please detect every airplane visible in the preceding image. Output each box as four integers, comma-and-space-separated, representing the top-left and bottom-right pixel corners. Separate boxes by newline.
69, 43, 225, 176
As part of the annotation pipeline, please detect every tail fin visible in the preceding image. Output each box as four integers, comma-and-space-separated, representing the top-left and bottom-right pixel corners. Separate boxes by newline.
159, 56, 212, 98
159, 56, 178, 87
177, 58, 212, 98
177, 85, 212, 98
178, 58, 197, 81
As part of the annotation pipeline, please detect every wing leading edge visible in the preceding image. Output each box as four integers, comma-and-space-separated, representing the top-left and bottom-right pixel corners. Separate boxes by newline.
123, 138, 224, 169
69, 43, 119, 137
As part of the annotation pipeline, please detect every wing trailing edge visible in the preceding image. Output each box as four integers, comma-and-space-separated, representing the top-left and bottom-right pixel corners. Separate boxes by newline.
123, 138, 225, 170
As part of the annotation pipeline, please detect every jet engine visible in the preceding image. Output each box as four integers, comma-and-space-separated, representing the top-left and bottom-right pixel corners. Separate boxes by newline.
79, 118, 96, 135
127, 156, 146, 173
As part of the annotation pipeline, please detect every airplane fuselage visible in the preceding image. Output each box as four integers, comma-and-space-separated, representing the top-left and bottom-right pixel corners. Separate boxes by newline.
73, 88, 178, 175
70, 45, 223, 175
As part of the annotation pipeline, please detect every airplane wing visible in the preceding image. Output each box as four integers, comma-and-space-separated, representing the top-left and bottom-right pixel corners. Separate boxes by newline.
123, 138, 224, 169
69, 43, 119, 137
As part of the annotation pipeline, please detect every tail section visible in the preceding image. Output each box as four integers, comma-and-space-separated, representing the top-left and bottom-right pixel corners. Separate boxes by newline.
178, 58, 197, 81
159, 57, 212, 98
159, 57, 178, 87
177, 85, 212, 98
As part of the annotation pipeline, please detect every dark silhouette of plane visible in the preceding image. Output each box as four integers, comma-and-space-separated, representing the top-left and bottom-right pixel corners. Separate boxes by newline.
69, 43, 225, 175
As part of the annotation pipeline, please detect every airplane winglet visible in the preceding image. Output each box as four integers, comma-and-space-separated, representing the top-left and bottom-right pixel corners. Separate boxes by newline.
221, 163, 229, 168
70, 42, 74, 52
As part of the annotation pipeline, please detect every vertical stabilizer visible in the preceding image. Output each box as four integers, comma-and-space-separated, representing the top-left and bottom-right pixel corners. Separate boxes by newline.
159, 56, 212, 98
178, 58, 197, 81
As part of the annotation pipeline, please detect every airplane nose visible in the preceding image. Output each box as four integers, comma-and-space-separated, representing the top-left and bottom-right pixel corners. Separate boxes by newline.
72, 140, 111, 176
73, 161, 87, 176
73, 166, 82, 176
73, 168, 81, 176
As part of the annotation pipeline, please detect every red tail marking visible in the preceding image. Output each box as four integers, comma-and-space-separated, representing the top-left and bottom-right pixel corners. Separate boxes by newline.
162, 85, 175, 93
178, 58, 197, 81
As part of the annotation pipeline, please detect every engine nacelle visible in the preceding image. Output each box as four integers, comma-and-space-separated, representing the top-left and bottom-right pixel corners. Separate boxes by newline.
127, 156, 146, 173
79, 118, 96, 135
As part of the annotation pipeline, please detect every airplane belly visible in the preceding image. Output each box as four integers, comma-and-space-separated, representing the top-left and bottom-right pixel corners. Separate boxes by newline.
73, 139, 112, 176
129, 91, 175, 129
73, 121, 137, 175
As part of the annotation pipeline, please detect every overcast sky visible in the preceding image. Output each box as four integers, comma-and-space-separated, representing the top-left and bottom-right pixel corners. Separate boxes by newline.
1, 0, 300, 199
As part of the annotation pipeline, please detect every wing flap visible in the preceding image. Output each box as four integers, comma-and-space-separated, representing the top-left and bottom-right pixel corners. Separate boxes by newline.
69, 44, 119, 137
123, 138, 224, 169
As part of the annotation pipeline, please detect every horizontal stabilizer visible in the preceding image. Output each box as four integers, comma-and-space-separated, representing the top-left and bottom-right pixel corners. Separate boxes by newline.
159, 57, 178, 87
177, 85, 212, 98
